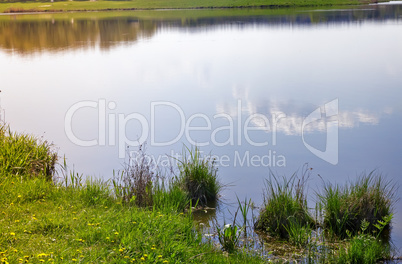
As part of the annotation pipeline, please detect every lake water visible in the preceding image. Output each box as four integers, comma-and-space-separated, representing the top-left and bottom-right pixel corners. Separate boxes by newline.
1, 3, 402, 254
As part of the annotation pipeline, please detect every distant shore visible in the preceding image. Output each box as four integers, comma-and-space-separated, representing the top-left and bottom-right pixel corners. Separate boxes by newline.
0, 0, 387, 14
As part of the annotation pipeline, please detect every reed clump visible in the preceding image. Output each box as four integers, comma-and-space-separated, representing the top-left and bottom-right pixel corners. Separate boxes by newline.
112, 145, 190, 212
319, 171, 396, 239
254, 171, 314, 239
177, 145, 221, 206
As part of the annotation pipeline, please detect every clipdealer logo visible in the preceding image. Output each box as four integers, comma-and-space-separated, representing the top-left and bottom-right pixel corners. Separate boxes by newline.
64, 99, 338, 165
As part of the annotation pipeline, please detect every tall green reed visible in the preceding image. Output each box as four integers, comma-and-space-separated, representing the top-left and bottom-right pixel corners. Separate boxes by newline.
319, 171, 396, 239
254, 169, 314, 239
177, 145, 221, 206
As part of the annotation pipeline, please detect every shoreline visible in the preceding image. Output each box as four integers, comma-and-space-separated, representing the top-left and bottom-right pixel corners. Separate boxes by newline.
0, 0, 388, 14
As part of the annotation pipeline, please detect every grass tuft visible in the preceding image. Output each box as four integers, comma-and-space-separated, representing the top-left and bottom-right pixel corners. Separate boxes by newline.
0, 124, 57, 181
319, 171, 397, 240
177, 145, 221, 206
254, 168, 314, 240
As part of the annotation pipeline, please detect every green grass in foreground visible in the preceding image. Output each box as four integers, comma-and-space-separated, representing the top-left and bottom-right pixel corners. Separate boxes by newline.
0, 175, 266, 263
0, 126, 263, 263
0, 0, 380, 13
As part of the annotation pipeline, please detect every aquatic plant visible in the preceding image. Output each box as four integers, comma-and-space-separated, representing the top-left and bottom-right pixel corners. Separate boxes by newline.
254, 169, 314, 240
336, 216, 392, 264
319, 171, 396, 239
177, 145, 221, 206
236, 196, 252, 237
284, 218, 312, 248
217, 212, 241, 254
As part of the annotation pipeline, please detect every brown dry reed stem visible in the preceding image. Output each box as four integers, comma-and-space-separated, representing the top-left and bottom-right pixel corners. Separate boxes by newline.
113, 144, 155, 207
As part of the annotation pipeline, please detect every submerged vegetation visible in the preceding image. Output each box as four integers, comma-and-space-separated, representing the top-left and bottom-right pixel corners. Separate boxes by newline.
0, 126, 399, 263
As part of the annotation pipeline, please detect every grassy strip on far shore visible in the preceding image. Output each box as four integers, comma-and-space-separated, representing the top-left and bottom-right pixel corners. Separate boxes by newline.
0, 0, 383, 13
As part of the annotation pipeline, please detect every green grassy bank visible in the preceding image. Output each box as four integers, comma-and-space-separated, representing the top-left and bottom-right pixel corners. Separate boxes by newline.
0, 177, 266, 263
0, 0, 384, 14
0, 126, 263, 263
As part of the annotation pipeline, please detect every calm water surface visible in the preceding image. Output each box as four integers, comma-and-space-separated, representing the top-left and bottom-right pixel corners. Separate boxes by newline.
1, 4, 402, 252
